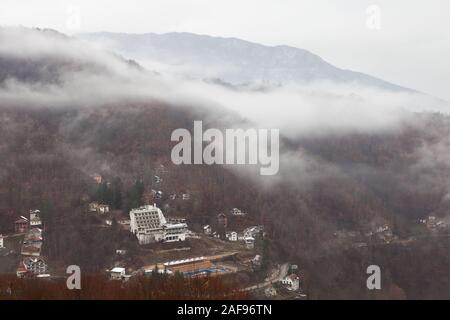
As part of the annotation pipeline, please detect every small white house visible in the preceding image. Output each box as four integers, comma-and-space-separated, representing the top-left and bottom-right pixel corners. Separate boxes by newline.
0, 234, 4, 248
244, 236, 255, 249
203, 225, 212, 235
110, 267, 126, 280
29, 210, 42, 227
228, 231, 238, 242
230, 208, 247, 216
182, 193, 190, 200
281, 274, 300, 291
98, 204, 110, 214
88, 202, 99, 212
116, 249, 127, 255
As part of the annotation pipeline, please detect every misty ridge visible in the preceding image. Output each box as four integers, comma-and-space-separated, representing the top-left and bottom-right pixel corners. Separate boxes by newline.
1, 27, 449, 184
2, 26, 450, 298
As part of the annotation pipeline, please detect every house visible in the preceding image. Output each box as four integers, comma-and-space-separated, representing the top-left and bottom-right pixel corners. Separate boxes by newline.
129, 204, 187, 245
226, 231, 238, 242
182, 193, 190, 200
244, 236, 255, 249
88, 202, 99, 212
203, 225, 212, 235
154, 175, 162, 184
24, 228, 43, 244
98, 204, 110, 214
265, 286, 277, 297
116, 249, 127, 255
281, 274, 300, 291
23, 257, 48, 276
230, 208, 247, 216
15, 216, 29, 233
105, 219, 113, 226
29, 210, 42, 227
21, 242, 42, 256
243, 226, 263, 239
0, 234, 4, 249
110, 267, 126, 280
16, 262, 28, 278
252, 255, 262, 267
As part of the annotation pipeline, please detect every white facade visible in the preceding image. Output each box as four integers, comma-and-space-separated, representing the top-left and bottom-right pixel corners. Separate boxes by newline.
130, 205, 187, 245
231, 208, 247, 216
244, 236, 255, 249
29, 210, 42, 227
282, 274, 300, 291
110, 267, 126, 280
0, 234, 4, 248
98, 204, 110, 214
227, 231, 238, 241
203, 225, 212, 235
23, 257, 48, 275
163, 222, 188, 242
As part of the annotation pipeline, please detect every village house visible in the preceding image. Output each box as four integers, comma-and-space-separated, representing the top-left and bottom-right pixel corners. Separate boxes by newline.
98, 204, 110, 214
226, 231, 238, 242
116, 249, 127, 255
0, 234, 4, 249
129, 204, 188, 245
88, 202, 99, 212
22, 257, 48, 276
182, 193, 190, 200
16, 262, 28, 278
21, 242, 42, 257
24, 228, 43, 244
243, 226, 263, 239
281, 274, 300, 291
244, 236, 255, 249
110, 267, 126, 280
203, 225, 212, 235
15, 216, 29, 233
29, 210, 42, 227
230, 208, 247, 216
252, 254, 262, 267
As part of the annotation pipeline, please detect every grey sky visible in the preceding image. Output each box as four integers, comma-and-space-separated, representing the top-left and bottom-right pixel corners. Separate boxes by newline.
1, 0, 449, 100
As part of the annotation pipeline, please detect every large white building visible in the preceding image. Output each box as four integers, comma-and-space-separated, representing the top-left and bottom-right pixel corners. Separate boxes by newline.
129, 205, 187, 245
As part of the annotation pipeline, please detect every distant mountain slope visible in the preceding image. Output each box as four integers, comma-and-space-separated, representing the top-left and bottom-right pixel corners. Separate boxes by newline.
78, 32, 413, 92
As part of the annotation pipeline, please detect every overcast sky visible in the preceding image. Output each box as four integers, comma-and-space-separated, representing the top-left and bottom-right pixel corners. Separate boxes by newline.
1, 0, 449, 100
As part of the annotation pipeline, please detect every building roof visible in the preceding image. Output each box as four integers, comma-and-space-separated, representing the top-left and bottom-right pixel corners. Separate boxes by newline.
111, 267, 125, 273
285, 274, 299, 281
164, 256, 206, 267
15, 217, 28, 223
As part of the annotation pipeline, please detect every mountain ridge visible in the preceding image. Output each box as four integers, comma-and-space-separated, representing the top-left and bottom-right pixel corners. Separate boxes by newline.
78, 31, 416, 93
